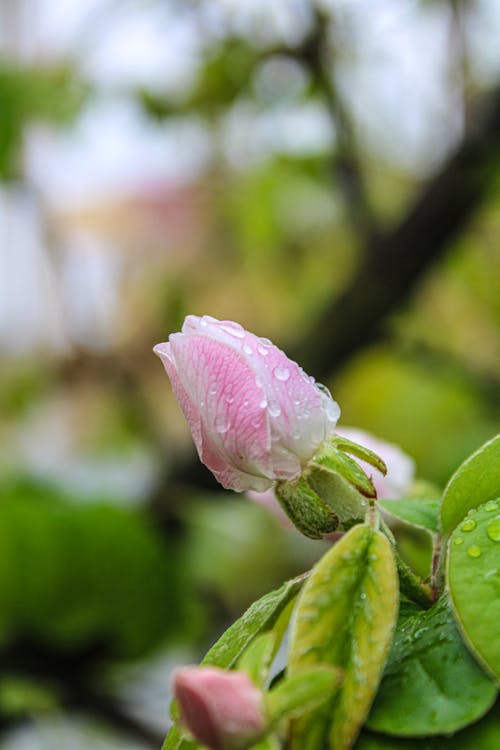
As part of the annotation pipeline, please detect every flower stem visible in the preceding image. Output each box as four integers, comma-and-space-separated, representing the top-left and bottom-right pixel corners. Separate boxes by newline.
380, 520, 434, 609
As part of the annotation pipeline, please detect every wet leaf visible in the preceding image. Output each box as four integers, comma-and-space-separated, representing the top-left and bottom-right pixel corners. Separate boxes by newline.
202, 574, 305, 668
441, 435, 500, 534
448, 499, 500, 684
367, 596, 497, 736
288, 524, 398, 750
357, 700, 500, 748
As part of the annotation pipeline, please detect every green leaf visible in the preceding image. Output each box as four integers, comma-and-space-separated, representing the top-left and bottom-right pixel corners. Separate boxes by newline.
288, 524, 398, 750
356, 700, 500, 749
379, 498, 440, 535
202, 575, 306, 669
266, 667, 342, 724
238, 632, 276, 687
162, 726, 199, 750
441, 435, 500, 534
367, 596, 497, 736
447, 499, 500, 684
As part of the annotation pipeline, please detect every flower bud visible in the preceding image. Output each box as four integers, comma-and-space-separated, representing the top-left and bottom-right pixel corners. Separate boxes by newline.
154, 315, 340, 492
173, 666, 266, 750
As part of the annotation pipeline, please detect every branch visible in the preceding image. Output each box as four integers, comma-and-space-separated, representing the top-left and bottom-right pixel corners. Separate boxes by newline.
290, 87, 500, 380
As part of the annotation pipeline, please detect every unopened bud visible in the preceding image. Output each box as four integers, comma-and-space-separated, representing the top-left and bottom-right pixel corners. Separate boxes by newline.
173, 666, 266, 750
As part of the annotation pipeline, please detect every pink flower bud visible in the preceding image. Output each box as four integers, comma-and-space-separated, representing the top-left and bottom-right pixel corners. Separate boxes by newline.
336, 427, 415, 499
154, 315, 340, 492
173, 667, 266, 750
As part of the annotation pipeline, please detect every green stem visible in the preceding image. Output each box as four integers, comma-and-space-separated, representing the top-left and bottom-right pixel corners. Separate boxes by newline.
380, 520, 434, 609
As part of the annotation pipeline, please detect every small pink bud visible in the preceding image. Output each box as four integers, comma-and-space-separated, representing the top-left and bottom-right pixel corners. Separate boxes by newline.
173, 666, 266, 750
336, 427, 415, 499
154, 315, 340, 492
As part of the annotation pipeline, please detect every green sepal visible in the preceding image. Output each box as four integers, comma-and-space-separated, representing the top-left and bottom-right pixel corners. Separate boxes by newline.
331, 435, 388, 476
266, 667, 342, 725
275, 477, 339, 539
311, 449, 377, 499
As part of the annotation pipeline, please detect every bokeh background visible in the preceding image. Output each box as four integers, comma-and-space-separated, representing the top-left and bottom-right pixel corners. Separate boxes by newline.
1, 0, 499, 747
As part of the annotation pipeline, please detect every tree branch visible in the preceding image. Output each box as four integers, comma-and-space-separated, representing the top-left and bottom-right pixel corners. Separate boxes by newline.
290, 87, 500, 380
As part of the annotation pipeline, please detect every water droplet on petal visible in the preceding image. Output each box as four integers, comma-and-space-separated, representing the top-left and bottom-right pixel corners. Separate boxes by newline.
243, 344, 253, 355
454, 537, 464, 545
220, 324, 245, 339
268, 401, 282, 418
316, 382, 331, 397
485, 500, 499, 512
259, 399, 268, 409
257, 345, 269, 356
273, 366, 290, 382
208, 385, 217, 396
487, 518, 500, 542
467, 508, 477, 515
461, 518, 476, 532
259, 337, 272, 347
255, 376, 263, 388
215, 414, 230, 434
325, 399, 340, 423
467, 545, 482, 558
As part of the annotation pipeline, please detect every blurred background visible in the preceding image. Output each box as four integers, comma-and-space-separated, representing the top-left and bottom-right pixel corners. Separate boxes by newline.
0, 0, 499, 747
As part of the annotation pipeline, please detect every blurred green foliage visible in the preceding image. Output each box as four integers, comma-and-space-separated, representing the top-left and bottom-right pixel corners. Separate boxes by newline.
0, 478, 190, 658
0, 62, 87, 180
0, 1, 499, 745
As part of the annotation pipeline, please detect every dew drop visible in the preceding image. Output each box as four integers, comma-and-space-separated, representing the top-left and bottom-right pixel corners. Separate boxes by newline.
257, 346, 269, 356
259, 399, 268, 409
325, 399, 340, 423
273, 366, 290, 382
292, 428, 301, 440
268, 401, 282, 418
454, 537, 464, 546
360, 592, 367, 600
296, 407, 310, 420
215, 414, 230, 434
259, 337, 273, 347
485, 500, 499, 512
316, 383, 331, 397
225, 395, 234, 404
220, 324, 245, 339
461, 518, 476, 532
467, 545, 482, 559
208, 385, 217, 396
243, 344, 253, 355
467, 508, 477, 515
255, 376, 263, 388
486, 518, 500, 542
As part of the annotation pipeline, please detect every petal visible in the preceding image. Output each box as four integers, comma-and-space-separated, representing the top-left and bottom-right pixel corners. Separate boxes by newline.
154, 342, 202, 454
169, 332, 274, 487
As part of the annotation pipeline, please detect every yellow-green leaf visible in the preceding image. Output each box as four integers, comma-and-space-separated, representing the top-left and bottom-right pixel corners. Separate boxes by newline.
288, 524, 399, 750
